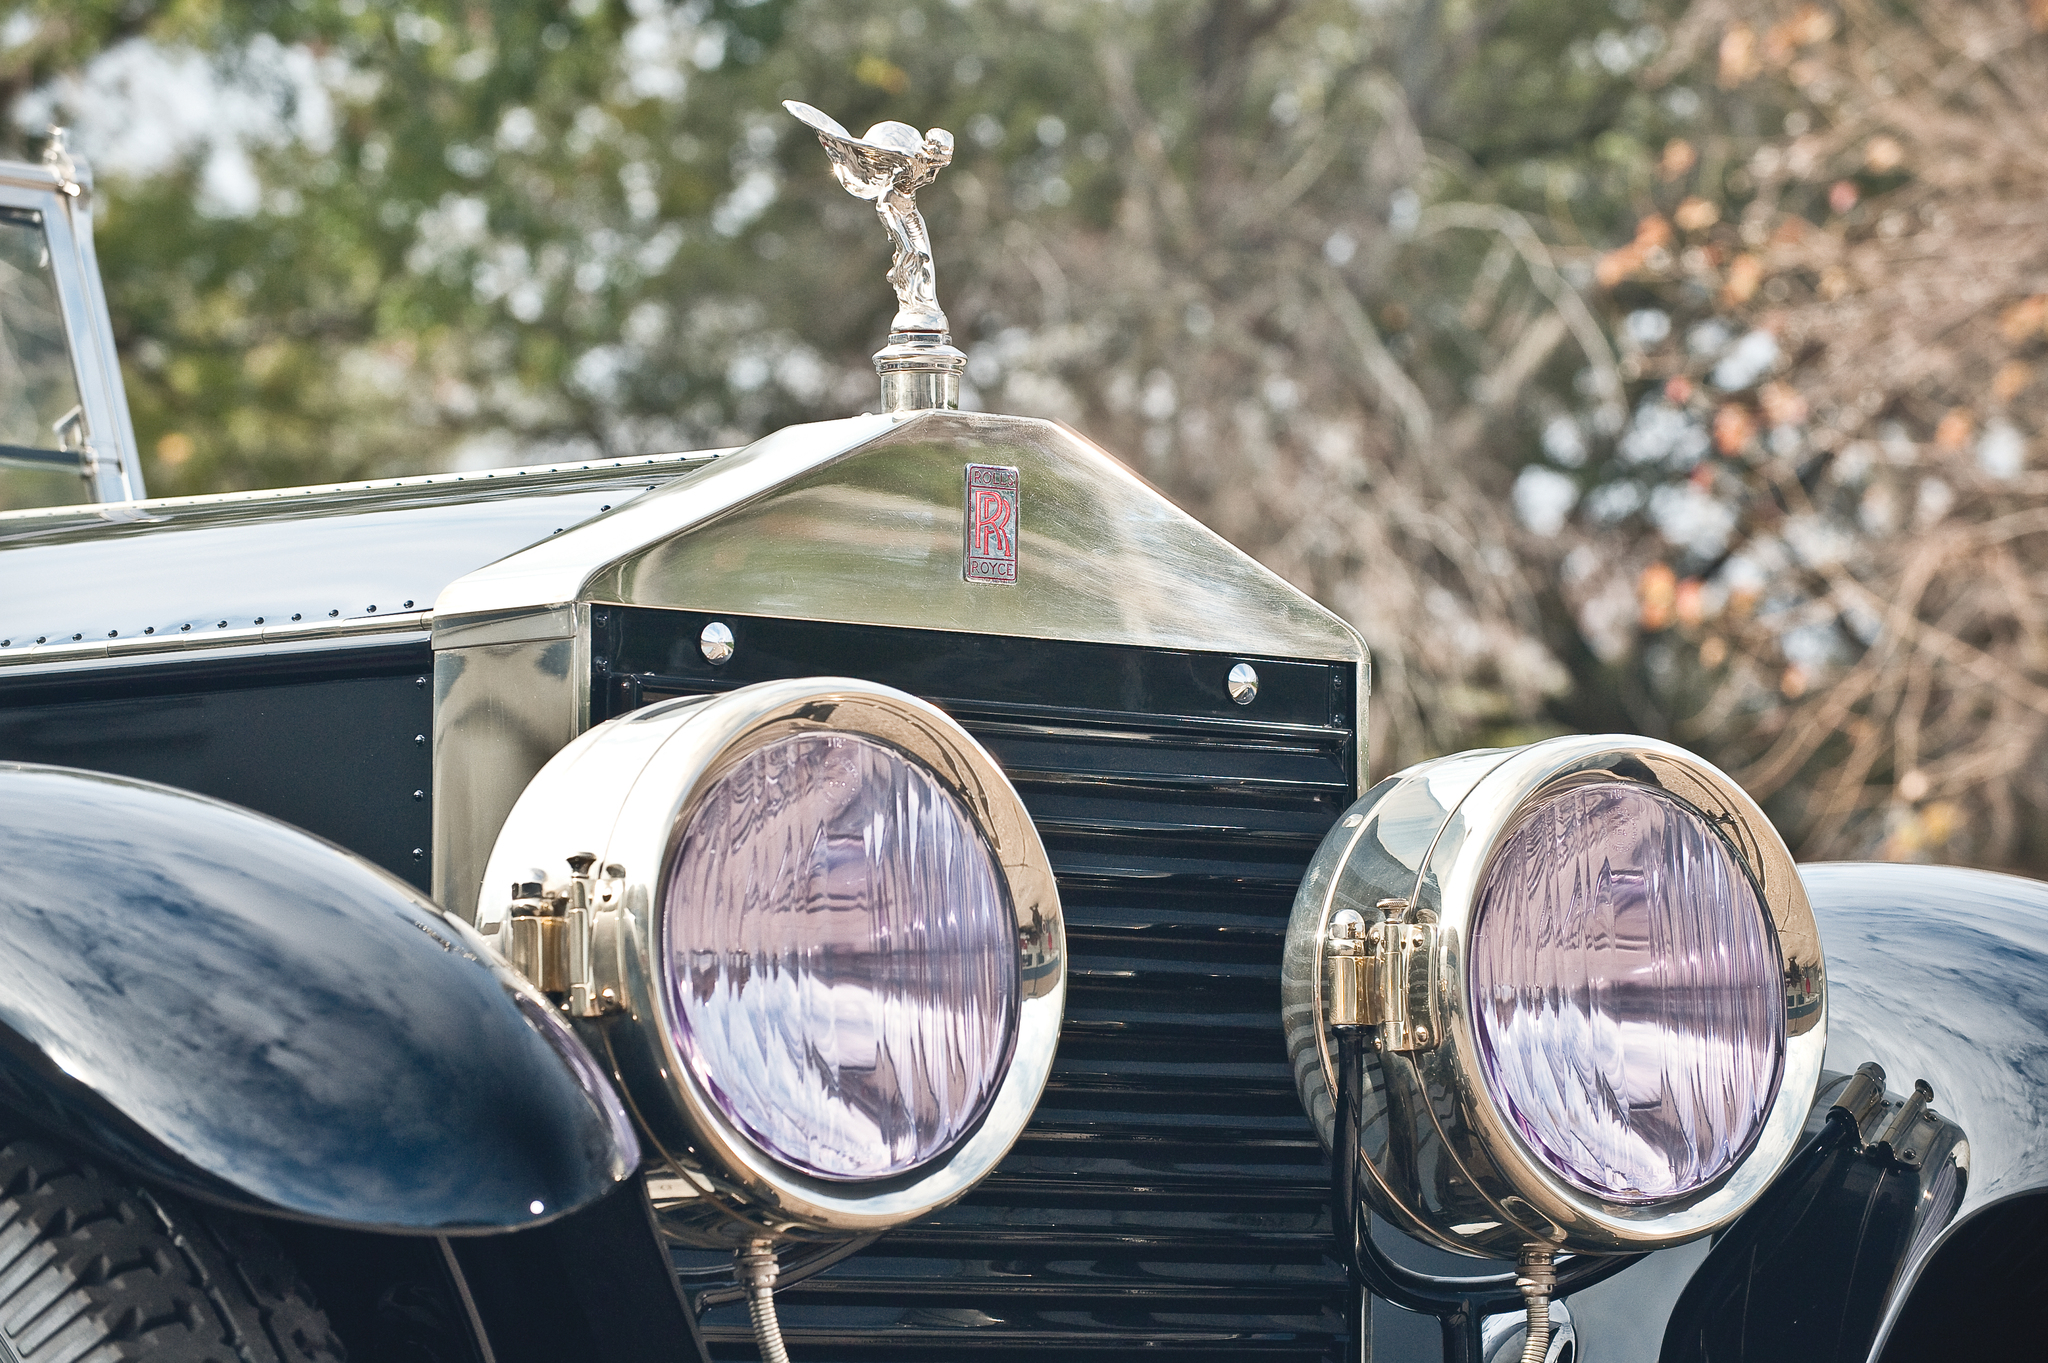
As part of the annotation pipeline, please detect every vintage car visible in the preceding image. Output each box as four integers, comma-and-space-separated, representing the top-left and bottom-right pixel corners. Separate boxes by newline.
0, 110, 2039, 1363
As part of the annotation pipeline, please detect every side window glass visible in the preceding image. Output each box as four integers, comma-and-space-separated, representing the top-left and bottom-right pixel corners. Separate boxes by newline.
0, 206, 89, 510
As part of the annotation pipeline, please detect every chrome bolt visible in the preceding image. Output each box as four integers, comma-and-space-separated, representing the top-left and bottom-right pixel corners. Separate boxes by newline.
700, 620, 735, 664
1227, 662, 1259, 704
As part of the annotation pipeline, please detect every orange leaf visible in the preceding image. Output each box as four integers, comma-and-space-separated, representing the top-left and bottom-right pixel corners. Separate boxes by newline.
1674, 197, 1720, 232
1714, 403, 1758, 454
1934, 408, 1975, 452
1660, 139, 1698, 181
1639, 563, 1677, 631
1674, 579, 1705, 629
1722, 254, 1764, 305
1999, 295, 2048, 344
1759, 381, 1808, 428
1994, 361, 2034, 404
1720, 23, 1759, 86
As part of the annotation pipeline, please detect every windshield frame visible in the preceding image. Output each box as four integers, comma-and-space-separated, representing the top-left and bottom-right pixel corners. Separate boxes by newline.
0, 153, 143, 505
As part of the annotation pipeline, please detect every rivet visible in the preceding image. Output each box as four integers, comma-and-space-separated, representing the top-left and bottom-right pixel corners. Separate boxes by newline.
367, 604, 377, 613
414, 734, 426, 746
70, 633, 80, 641
35, 637, 46, 644
180, 623, 191, 631
292, 613, 302, 621
107, 630, 116, 638
403, 600, 414, 608
254, 617, 264, 625
600, 504, 611, 512
700, 620, 735, 664
415, 676, 427, 688
413, 790, 425, 801
328, 609, 339, 618
1228, 662, 1259, 705
412, 848, 426, 860
216, 620, 226, 628
143, 627, 153, 634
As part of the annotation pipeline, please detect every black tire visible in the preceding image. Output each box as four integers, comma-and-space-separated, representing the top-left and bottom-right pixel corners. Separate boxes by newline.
0, 1127, 346, 1363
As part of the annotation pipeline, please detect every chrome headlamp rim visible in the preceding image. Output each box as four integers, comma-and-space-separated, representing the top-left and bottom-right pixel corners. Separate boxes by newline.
1283, 734, 1826, 1258
479, 676, 1065, 1244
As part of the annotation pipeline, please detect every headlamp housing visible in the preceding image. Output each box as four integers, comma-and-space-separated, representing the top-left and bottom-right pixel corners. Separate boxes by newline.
478, 677, 1065, 1245
1283, 735, 1824, 1259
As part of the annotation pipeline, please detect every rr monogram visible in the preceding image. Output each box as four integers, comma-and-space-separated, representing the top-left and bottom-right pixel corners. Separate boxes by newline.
964, 464, 1020, 584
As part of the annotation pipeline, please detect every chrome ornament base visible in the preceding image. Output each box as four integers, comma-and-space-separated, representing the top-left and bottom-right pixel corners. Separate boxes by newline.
875, 329, 966, 413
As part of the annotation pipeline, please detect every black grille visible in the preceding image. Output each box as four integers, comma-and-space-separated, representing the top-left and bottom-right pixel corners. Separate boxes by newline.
596, 609, 1358, 1361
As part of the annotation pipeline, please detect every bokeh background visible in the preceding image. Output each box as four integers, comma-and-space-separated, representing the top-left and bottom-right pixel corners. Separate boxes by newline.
6, 0, 2044, 873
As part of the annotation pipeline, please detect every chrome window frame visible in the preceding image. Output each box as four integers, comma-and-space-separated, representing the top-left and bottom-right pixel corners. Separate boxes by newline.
0, 154, 144, 504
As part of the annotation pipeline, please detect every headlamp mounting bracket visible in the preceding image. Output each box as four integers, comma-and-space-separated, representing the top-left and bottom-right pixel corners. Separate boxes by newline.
1323, 897, 1440, 1052
496, 854, 625, 1017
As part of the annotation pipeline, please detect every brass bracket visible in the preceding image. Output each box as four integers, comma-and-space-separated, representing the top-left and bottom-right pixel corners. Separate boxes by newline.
1324, 897, 1440, 1051
505, 853, 620, 1017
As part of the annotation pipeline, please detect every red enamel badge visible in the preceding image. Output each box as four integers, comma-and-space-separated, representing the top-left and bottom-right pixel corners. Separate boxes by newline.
964, 464, 1019, 584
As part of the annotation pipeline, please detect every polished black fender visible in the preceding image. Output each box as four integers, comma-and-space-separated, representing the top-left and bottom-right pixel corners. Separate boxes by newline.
1659, 861, 2048, 1360
0, 762, 638, 1232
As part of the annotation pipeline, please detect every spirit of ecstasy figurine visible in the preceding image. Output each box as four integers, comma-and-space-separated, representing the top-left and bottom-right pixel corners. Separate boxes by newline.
785, 99, 965, 410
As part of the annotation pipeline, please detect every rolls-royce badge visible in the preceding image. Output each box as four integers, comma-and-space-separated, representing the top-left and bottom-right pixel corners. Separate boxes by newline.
964, 464, 1019, 585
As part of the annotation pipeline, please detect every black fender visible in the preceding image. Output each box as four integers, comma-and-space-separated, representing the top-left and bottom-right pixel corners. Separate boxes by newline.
0, 762, 639, 1233
1657, 861, 2048, 1360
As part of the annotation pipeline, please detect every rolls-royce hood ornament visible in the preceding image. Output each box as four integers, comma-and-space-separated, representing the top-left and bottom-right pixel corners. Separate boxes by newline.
785, 99, 967, 413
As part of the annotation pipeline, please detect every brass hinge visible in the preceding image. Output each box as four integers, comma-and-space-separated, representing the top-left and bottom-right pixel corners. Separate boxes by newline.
1324, 897, 1440, 1051
505, 853, 620, 1017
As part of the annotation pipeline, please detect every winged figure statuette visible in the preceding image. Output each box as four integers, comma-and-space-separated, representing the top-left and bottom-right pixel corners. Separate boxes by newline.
784, 100, 955, 334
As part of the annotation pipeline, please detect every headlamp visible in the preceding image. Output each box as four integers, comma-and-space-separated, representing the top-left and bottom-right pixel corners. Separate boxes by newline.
478, 677, 1064, 1245
1284, 735, 1825, 1258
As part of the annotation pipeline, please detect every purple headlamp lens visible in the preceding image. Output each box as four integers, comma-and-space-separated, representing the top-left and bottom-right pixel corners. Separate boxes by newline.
1468, 782, 1785, 1203
662, 732, 1020, 1182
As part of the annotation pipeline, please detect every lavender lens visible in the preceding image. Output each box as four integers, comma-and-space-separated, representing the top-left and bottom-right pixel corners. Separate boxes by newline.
1468, 783, 1784, 1203
662, 732, 1019, 1181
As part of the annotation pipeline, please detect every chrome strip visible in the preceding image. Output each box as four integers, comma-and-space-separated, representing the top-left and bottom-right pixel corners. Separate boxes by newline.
431, 605, 577, 651
0, 610, 432, 672
0, 450, 735, 527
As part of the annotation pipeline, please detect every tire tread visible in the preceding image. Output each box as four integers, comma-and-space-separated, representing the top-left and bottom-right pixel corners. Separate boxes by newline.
0, 1130, 345, 1363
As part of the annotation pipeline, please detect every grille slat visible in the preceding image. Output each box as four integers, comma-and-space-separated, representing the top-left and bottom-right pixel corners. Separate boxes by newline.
696, 700, 1354, 1361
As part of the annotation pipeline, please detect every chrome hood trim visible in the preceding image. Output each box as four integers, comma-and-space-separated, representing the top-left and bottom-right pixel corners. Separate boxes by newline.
432, 411, 1364, 663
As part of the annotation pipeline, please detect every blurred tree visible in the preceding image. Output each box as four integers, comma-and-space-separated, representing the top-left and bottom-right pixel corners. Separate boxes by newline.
1534, 0, 2048, 870
12, 0, 2044, 871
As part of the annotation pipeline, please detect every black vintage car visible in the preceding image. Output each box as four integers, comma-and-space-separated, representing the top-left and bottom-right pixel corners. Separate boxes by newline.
0, 121, 2039, 1363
